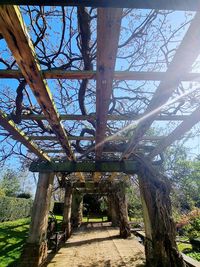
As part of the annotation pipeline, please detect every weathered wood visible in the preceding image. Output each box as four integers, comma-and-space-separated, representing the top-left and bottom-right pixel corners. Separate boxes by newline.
122, 13, 200, 159
113, 184, 131, 238
0, 110, 50, 161
1, 0, 200, 11
150, 106, 200, 158
2, 69, 200, 81
29, 160, 138, 173
107, 194, 119, 226
71, 190, 83, 228
62, 184, 73, 239
20, 172, 54, 267
22, 113, 189, 121
136, 156, 186, 267
0, 6, 73, 160
28, 134, 165, 142
95, 8, 122, 159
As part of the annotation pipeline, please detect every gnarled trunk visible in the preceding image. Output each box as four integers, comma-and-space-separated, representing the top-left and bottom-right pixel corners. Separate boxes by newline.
136, 156, 186, 267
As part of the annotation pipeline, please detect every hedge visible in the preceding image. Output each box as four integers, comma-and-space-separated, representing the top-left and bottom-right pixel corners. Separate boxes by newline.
0, 196, 33, 222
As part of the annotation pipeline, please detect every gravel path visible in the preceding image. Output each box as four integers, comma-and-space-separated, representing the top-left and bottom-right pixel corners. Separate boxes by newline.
47, 223, 145, 267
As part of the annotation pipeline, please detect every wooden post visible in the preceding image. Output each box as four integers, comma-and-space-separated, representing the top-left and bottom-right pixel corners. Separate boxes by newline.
71, 190, 83, 228
136, 156, 186, 267
62, 184, 72, 239
107, 194, 119, 226
113, 183, 131, 238
19, 172, 54, 267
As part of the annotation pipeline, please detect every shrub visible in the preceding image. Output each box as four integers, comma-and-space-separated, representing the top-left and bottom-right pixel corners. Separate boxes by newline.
0, 196, 33, 222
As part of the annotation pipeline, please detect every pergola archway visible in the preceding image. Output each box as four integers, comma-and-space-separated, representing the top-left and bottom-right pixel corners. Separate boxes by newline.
0, 1, 200, 266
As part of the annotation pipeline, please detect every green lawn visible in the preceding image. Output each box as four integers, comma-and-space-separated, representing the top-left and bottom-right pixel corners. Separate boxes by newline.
82, 216, 108, 222
0, 218, 30, 267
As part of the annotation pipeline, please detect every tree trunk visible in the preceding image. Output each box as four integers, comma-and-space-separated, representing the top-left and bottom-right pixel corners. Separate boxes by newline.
62, 184, 72, 239
136, 156, 186, 267
19, 172, 54, 267
71, 190, 83, 228
114, 184, 131, 238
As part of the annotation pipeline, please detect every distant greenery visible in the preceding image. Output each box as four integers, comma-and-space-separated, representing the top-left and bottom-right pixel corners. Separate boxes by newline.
0, 218, 30, 267
0, 196, 33, 222
183, 217, 200, 239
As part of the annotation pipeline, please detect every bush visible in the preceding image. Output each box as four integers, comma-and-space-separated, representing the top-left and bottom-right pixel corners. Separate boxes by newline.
0, 196, 33, 222
183, 217, 200, 239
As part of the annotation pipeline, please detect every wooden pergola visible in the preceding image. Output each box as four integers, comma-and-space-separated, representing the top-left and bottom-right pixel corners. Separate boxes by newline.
0, 1, 200, 266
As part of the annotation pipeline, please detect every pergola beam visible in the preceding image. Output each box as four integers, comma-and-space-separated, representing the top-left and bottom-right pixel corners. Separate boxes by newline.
29, 160, 138, 173
150, 107, 200, 158
0, 5, 74, 160
95, 8, 122, 159
0, 110, 50, 161
1, 0, 200, 11
28, 135, 165, 141
20, 114, 190, 121
122, 13, 200, 159
1, 69, 200, 82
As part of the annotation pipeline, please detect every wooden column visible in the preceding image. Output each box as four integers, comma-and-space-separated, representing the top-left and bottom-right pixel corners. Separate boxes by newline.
62, 184, 72, 239
71, 190, 83, 228
108, 194, 119, 226
113, 184, 131, 238
20, 172, 54, 267
136, 156, 186, 267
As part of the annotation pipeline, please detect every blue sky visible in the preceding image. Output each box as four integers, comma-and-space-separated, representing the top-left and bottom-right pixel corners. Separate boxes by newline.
0, 6, 200, 194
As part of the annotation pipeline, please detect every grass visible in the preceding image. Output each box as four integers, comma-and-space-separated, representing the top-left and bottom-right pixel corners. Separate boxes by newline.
82, 216, 108, 222
0, 218, 30, 267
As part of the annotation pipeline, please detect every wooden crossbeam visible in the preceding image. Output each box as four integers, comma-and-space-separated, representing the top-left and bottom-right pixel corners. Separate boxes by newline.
150, 106, 200, 158
95, 8, 122, 159
20, 114, 190, 121
28, 135, 165, 141
122, 13, 200, 159
1, 69, 200, 82
0, 110, 50, 161
29, 160, 138, 173
1, 0, 200, 11
0, 6, 74, 160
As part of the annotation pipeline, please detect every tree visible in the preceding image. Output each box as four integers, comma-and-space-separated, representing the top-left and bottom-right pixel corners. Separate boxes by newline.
164, 145, 200, 213
0, 169, 21, 197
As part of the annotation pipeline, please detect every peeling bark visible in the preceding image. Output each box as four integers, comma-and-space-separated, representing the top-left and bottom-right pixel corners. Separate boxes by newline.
136, 156, 186, 267
71, 190, 83, 228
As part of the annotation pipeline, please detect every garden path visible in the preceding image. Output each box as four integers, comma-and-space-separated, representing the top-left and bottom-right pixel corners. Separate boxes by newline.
46, 223, 145, 267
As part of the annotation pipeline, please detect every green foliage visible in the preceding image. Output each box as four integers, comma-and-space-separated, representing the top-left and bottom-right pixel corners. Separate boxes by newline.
0, 169, 21, 197
183, 217, 200, 239
0, 218, 30, 267
0, 187, 5, 197
0, 196, 33, 222
164, 146, 200, 213
187, 251, 200, 261
127, 181, 142, 219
